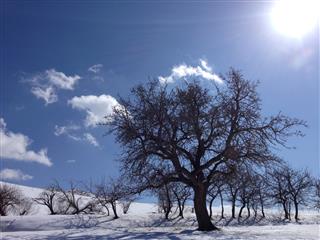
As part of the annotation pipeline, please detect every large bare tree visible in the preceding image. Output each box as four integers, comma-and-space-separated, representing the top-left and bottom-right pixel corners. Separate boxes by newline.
106, 69, 305, 231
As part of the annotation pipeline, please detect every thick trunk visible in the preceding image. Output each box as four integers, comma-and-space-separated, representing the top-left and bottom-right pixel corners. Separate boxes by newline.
282, 201, 289, 219
111, 202, 118, 219
231, 197, 236, 218
193, 185, 219, 231
294, 200, 299, 221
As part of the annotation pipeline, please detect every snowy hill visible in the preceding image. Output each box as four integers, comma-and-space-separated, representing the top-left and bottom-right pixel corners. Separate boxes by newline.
0, 182, 319, 240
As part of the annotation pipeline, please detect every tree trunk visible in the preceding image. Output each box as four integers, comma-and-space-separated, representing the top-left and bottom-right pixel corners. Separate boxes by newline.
111, 202, 118, 219
238, 203, 245, 219
231, 197, 236, 218
193, 185, 219, 231
260, 200, 265, 218
209, 197, 214, 219
177, 199, 184, 218
246, 202, 250, 218
219, 191, 224, 218
294, 200, 299, 221
282, 201, 289, 219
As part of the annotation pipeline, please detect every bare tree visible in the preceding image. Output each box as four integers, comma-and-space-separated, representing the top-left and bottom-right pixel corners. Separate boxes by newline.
54, 180, 95, 215
267, 166, 291, 220
157, 183, 174, 220
33, 185, 60, 215
94, 178, 129, 219
0, 184, 21, 216
314, 179, 320, 209
282, 166, 312, 221
107, 70, 306, 230
14, 196, 33, 216
171, 183, 191, 218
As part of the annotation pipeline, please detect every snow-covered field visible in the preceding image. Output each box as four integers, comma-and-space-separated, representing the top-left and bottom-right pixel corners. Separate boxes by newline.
1, 182, 319, 240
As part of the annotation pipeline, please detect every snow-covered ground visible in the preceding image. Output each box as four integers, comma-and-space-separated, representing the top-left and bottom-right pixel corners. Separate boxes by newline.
1, 182, 319, 240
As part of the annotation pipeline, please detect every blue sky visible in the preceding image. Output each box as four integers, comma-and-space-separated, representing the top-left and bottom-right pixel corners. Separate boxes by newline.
1, 1, 319, 189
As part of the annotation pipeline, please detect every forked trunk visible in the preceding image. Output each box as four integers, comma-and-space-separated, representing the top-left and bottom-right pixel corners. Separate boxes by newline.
193, 185, 219, 231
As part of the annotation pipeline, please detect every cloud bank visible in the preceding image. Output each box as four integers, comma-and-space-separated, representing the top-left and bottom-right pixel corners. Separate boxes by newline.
0, 168, 33, 181
0, 117, 52, 166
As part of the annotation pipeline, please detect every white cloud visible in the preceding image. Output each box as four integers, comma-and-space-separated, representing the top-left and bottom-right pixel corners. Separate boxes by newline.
26, 69, 81, 105
0, 168, 33, 181
54, 125, 99, 147
83, 133, 99, 147
68, 94, 121, 127
159, 59, 223, 84
88, 64, 103, 73
31, 86, 58, 105
54, 124, 80, 136
0, 117, 52, 166
45, 69, 81, 90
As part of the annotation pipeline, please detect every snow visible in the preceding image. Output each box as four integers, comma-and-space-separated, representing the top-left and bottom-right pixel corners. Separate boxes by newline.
1, 182, 319, 239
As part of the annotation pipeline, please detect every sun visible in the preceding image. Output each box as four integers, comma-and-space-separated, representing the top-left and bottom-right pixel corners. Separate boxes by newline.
271, 0, 319, 38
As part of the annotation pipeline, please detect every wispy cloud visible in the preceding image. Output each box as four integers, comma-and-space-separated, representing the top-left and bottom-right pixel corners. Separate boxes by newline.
54, 124, 100, 147
25, 69, 81, 105
31, 86, 58, 105
0, 117, 52, 166
0, 168, 33, 181
83, 133, 99, 147
66, 159, 76, 164
68, 94, 121, 127
159, 59, 223, 85
88, 64, 103, 73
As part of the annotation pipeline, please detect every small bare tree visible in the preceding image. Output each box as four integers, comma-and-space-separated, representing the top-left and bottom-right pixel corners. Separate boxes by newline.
171, 183, 192, 218
55, 180, 95, 215
0, 184, 21, 216
94, 178, 128, 219
157, 183, 174, 220
33, 185, 60, 215
282, 166, 312, 221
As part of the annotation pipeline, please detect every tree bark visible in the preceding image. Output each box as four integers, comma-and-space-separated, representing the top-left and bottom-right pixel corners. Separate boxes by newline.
231, 197, 236, 218
111, 202, 118, 219
193, 185, 219, 231
294, 200, 299, 221
238, 203, 245, 219
219, 191, 224, 218
209, 197, 215, 219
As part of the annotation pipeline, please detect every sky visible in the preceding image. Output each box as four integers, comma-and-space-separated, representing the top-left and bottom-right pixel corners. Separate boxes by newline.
0, 1, 319, 190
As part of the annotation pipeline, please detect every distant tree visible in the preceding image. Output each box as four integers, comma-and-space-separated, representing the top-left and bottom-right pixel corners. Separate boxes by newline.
314, 179, 320, 209
0, 184, 21, 216
107, 69, 306, 230
267, 166, 291, 220
54, 180, 95, 215
94, 178, 129, 219
33, 185, 60, 215
171, 183, 192, 218
15, 196, 33, 216
207, 178, 224, 219
0, 183, 33, 216
282, 166, 313, 221
157, 183, 174, 220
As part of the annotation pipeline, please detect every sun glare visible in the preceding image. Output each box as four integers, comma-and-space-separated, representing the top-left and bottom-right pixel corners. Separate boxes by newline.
271, 0, 319, 38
